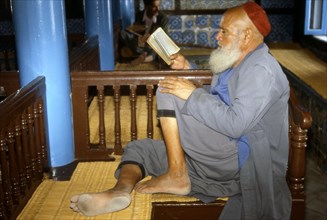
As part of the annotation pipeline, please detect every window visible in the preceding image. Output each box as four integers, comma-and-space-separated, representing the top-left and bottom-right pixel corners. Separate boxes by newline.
304, 0, 327, 36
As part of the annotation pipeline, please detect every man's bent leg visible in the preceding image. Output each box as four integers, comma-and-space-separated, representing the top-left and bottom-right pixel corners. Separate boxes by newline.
70, 164, 142, 216
134, 92, 191, 195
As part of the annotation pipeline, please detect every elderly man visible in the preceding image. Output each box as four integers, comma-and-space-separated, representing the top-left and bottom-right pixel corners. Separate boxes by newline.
70, 2, 291, 219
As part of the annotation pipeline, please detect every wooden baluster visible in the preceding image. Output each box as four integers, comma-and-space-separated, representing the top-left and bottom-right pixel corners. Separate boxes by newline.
130, 85, 137, 141
0, 177, 8, 219
113, 85, 123, 154
0, 129, 13, 216
38, 98, 48, 167
287, 87, 312, 198
85, 87, 91, 148
21, 111, 32, 188
97, 86, 106, 148
288, 121, 307, 195
14, 116, 27, 195
146, 85, 154, 138
6, 123, 20, 204
33, 101, 43, 175
27, 105, 37, 178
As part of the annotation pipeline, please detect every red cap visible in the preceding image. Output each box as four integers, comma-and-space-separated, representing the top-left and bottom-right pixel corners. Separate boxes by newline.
242, 2, 271, 37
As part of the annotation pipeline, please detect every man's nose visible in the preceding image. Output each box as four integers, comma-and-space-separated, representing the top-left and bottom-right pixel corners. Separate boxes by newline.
216, 32, 223, 42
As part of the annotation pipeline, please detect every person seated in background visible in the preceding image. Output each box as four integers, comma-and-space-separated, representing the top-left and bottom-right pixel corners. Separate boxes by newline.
119, 0, 168, 65
70, 2, 292, 219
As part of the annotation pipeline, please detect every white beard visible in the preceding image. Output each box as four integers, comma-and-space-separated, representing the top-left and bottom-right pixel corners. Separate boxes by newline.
209, 40, 242, 74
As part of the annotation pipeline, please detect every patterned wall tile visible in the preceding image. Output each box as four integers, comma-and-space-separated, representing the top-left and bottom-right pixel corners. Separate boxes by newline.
196, 15, 210, 29
170, 30, 183, 44
182, 30, 196, 44
261, 0, 294, 8
0, 1, 294, 47
168, 15, 182, 30
166, 12, 293, 47
139, 0, 175, 10
184, 16, 195, 29
161, 0, 175, 10
167, 14, 222, 47
197, 30, 210, 47
266, 15, 293, 42
180, 0, 248, 10
211, 15, 222, 29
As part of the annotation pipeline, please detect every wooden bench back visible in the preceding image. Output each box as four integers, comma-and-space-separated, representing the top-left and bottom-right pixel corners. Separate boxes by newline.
0, 76, 47, 220
71, 69, 312, 220
71, 70, 212, 160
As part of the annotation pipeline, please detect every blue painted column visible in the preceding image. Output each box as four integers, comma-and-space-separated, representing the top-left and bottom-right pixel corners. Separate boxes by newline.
84, 0, 115, 70
84, 0, 100, 38
12, 0, 74, 168
120, 0, 135, 30
99, 0, 115, 70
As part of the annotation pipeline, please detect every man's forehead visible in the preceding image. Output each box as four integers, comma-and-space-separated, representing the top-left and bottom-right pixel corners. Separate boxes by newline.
219, 18, 237, 32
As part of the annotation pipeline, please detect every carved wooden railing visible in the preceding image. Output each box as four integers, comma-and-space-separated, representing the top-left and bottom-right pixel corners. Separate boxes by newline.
71, 70, 312, 220
151, 82, 313, 220
0, 76, 47, 220
287, 86, 312, 220
71, 70, 212, 160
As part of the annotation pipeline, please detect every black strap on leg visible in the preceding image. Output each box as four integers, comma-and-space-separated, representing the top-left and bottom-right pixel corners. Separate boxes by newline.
118, 160, 146, 179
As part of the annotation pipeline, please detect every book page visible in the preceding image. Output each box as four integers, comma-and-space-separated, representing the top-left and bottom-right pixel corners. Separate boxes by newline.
153, 28, 180, 56
146, 27, 180, 65
147, 34, 171, 65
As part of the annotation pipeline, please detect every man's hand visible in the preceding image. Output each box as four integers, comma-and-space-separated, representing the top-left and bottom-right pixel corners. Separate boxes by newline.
158, 77, 196, 100
170, 53, 191, 70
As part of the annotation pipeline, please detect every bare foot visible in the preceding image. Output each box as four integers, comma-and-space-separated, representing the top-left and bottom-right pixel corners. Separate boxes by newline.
134, 173, 191, 195
70, 190, 131, 216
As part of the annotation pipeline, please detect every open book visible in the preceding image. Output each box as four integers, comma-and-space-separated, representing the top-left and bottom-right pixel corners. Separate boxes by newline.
146, 27, 180, 65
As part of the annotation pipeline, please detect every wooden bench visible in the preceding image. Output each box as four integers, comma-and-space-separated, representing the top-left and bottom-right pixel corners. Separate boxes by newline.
150, 86, 312, 220
70, 69, 312, 219
0, 67, 311, 219
0, 76, 48, 220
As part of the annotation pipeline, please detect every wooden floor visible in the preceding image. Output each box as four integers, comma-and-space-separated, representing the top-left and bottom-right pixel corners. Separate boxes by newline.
17, 158, 211, 220
269, 43, 327, 99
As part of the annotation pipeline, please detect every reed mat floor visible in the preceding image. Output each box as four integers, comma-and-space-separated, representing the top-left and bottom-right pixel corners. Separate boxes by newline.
17, 159, 208, 220
17, 160, 152, 220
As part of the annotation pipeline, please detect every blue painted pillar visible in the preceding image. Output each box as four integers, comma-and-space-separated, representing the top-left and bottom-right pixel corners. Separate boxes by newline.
120, 0, 135, 30
99, 0, 115, 70
84, 0, 100, 38
12, 0, 74, 168
84, 0, 115, 70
